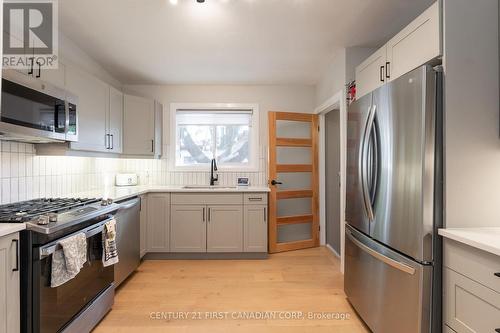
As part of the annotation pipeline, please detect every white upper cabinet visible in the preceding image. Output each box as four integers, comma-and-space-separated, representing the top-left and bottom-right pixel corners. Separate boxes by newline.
40, 62, 66, 88
355, 2, 441, 97
386, 2, 441, 82
123, 94, 161, 156
355, 46, 387, 98
67, 66, 109, 152
107, 86, 124, 153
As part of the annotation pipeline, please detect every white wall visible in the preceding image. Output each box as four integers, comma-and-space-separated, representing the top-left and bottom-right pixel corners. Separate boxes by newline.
443, 0, 500, 227
315, 47, 377, 107
59, 33, 122, 89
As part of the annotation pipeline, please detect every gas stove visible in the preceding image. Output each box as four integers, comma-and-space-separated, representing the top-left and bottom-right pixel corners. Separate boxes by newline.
0, 197, 121, 234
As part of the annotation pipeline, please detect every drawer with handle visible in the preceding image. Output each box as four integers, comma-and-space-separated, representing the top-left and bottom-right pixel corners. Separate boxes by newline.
444, 239, 500, 293
244, 193, 268, 205
444, 267, 500, 333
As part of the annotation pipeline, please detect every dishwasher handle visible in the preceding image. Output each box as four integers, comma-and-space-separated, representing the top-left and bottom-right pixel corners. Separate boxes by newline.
118, 197, 141, 210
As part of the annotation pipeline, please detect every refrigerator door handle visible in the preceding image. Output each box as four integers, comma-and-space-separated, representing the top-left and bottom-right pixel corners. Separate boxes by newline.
361, 105, 376, 221
346, 228, 416, 275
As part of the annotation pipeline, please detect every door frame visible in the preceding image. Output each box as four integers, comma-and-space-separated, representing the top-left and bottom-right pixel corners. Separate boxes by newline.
315, 89, 347, 273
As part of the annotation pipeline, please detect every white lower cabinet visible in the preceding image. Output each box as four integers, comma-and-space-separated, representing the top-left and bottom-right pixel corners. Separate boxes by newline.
0, 233, 20, 333
244, 205, 267, 252
170, 205, 206, 252
139, 195, 147, 258
443, 239, 500, 333
146, 193, 170, 252
145, 192, 268, 254
207, 205, 243, 252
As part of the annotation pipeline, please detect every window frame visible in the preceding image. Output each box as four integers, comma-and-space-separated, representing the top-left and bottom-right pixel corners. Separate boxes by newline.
170, 103, 260, 171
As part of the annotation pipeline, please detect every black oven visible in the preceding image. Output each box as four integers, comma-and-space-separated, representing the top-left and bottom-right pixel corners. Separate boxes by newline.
21, 216, 115, 333
0, 69, 78, 142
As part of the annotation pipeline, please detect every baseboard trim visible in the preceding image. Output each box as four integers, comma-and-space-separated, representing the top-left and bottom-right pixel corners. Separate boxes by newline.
325, 244, 340, 258
144, 252, 269, 260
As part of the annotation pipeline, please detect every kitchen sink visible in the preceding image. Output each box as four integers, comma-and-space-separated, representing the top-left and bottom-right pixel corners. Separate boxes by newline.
182, 185, 238, 190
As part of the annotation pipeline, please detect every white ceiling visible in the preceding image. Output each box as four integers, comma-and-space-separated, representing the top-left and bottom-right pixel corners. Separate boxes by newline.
59, 0, 434, 85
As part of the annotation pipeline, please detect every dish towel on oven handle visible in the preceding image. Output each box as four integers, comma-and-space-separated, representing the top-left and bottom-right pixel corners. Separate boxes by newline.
103, 218, 119, 267
51, 232, 87, 288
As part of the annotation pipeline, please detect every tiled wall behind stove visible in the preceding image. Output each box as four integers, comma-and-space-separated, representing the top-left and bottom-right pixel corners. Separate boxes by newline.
0, 141, 122, 204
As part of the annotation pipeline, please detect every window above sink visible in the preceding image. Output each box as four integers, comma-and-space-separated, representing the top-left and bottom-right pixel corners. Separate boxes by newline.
170, 103, 259, 172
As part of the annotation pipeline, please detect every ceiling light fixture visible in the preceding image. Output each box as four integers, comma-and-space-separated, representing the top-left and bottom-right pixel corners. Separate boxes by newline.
169, 0, 178, 4
196, 0, 205, 3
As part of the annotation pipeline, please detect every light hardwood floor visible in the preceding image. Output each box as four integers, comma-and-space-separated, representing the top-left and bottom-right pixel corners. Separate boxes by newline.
94, 247, 369, 333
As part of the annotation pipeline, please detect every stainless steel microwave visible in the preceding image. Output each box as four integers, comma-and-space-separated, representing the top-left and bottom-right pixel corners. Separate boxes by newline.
0, 69, 78, 142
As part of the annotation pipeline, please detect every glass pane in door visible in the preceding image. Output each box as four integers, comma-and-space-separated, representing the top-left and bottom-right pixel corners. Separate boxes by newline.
276, 147, 311, 164
276, 120, 311, 139
276, 172, 312, 190
277, 197, 312, 217
278, 223, 312, 243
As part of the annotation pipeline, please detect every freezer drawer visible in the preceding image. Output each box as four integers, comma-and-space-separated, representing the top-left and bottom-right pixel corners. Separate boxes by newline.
345, 225, 432, 333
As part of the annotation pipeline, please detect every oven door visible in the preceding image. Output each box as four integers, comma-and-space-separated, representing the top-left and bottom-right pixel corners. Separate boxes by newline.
33, 224, 114, 333
0, 70, 68, 142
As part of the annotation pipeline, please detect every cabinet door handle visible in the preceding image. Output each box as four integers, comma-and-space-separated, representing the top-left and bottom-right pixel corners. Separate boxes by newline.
151, 140, 154, 153
202, 207, 205, 222
36, 60, 41, 78
385, 62, 390, 79
264, 207, 266, 222
494, 272, 500, 278
380, 65, 385, 82
12, 239, 19, 272
111, 134, 114, 150
248, 197, 262, 201
208, 208, 211, 222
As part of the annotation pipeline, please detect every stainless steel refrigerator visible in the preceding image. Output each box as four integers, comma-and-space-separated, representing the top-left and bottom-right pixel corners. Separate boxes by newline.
345, 65, 443, 333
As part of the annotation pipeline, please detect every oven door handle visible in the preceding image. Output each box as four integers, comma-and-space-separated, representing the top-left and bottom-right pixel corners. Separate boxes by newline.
39, 216, 113, 259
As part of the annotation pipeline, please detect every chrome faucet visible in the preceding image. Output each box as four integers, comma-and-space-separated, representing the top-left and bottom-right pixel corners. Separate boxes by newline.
210, 158, 218, 186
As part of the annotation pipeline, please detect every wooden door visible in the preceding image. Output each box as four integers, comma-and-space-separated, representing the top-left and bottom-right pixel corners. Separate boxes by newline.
170, 205, 206, 252
268, 112, 319, 253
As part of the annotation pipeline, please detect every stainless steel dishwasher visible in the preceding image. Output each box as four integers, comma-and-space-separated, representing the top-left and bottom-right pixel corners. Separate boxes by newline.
114, 196, 141, 287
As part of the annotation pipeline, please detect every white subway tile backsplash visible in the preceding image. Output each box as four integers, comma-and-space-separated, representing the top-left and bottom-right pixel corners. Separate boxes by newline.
0, 140, 268, 204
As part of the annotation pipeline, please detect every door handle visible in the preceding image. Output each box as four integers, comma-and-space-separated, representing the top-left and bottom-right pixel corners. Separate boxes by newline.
379, 65, 385, 82
264, 207, 266, 222
385, 62, 390, 79
360, 105, 376, 221
12, 239, 19, 272
346, 229, 415, 275
270, 180, 282, 186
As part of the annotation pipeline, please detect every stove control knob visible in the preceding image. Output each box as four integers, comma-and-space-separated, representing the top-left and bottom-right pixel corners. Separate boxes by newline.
48, 213, 58, 223
37, 215, 49, 225
101, 199, 108, 206
107, 198, 113, 205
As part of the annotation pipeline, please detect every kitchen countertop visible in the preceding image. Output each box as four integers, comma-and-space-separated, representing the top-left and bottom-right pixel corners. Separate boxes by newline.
0, 185, 270, 237
439, 227, 500, 257
72, 185, 271, 202
0, 223, 26, 238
